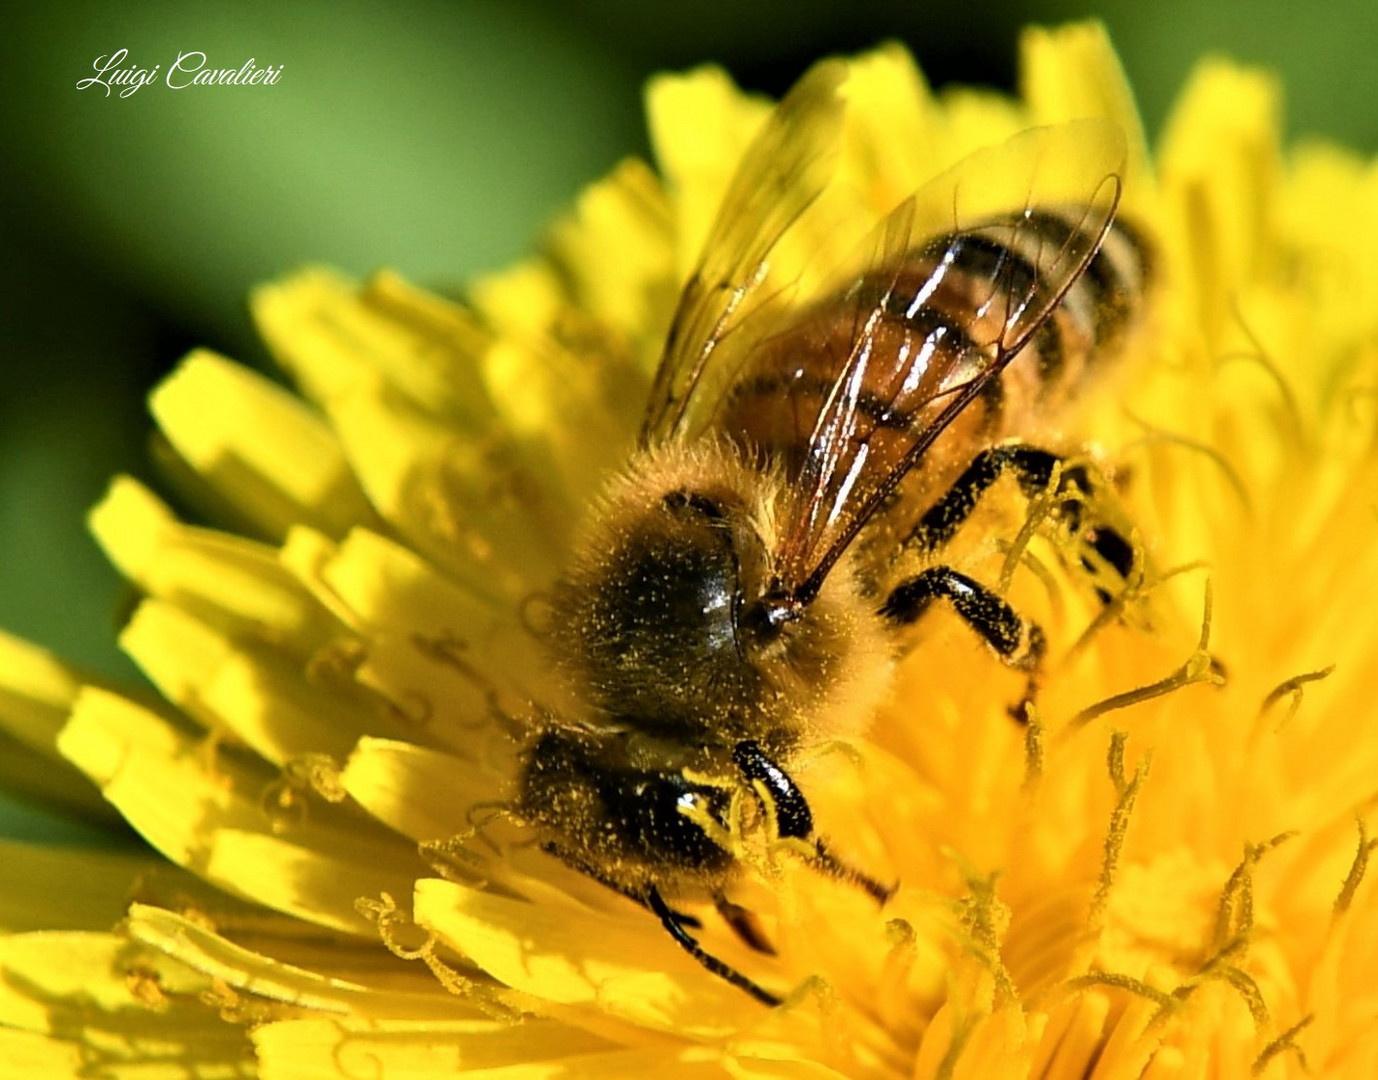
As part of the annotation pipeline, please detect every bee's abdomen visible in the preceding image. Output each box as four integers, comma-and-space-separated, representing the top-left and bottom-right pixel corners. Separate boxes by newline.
715, 211, 1151, 473
1012, 212, 1151, 403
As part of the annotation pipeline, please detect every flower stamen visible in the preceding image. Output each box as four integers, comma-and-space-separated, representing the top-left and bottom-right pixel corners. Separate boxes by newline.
1333, 817, 1377, 917
1252, 1014, 1315, 1076
1066, 581, 1224, 731
1257, 664, 1336, 729
1123, 412, 1254, 515
1022, 700, 1045, 786
1087, 731, 1151, 934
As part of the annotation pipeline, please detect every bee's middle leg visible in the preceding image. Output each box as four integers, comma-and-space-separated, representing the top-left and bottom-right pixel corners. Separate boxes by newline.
880, 566, 1046, 678
881, 565, 1046, 718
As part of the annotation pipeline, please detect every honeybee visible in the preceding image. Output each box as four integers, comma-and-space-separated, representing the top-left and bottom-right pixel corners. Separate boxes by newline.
516, 61, 1149, 1005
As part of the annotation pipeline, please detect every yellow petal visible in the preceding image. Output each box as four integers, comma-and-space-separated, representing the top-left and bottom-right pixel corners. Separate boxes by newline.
57, 687, 418, 933
1158, 59, 1282, 343
0, 630, 79, 754
546, 157, 676, 370
468, 269, 644, 499
0, 632, 115, 823
119, 598, 385, 764
645, 65, 771, 279
0, 931, 254, 1074
1019, 21, 1152, 203
206, 828, 419, 936
833, 43, 933, 211
341, 736, 506, 844
254, 1023, 735, 1080
312, 527, 557, 738
325, 384, 570, 601
151, 349, 373, 539
0, 1029, 85, 1079
0, 840, 159, 933
413, 877, 774, 1037
125, 903, 473, 1020
252, 267, 495, 423
90, 477, 340, 656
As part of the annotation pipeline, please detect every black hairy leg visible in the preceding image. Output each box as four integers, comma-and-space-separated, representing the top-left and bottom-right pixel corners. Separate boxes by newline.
881, 567, 1046, 666
881, 565, 1047, 710
646, 884, 782, 1007
644, 741, 895, 1005
907, 443, 1137, 600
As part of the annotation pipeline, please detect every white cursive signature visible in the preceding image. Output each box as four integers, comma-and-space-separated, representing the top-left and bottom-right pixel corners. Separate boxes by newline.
76, 49, 285, 97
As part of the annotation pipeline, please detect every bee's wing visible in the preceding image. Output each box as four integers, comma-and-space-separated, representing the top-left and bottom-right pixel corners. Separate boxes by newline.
766, 121, 1128, 601
639, 60, 847, 447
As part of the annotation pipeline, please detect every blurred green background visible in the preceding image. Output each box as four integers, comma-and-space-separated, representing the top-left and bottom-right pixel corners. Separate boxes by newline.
1, 0, 1374, 842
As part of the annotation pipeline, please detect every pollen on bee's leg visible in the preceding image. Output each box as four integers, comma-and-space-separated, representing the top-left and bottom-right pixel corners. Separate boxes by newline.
675, 781, 745, 857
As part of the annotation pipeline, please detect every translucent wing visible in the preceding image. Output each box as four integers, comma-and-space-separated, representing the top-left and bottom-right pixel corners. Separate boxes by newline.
639, 60, 847, 446
711, 120, 1129, 602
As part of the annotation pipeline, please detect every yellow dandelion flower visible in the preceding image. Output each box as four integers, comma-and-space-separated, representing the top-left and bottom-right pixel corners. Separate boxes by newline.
3, 20, 1377, 1078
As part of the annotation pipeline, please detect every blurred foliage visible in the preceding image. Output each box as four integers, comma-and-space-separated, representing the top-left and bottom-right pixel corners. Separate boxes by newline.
0, 0, 1373, 841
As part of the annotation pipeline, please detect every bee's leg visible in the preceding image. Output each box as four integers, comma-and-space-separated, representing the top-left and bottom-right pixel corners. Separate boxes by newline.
732, 740, 894, 905
811, 838, 895, 904
881, 567, 1047, 709
540, 841, 701, 929
713, 893, 777, 955
645, 884, 782, 1007
882, 567, 1044, 663
907, 443, 1137, 598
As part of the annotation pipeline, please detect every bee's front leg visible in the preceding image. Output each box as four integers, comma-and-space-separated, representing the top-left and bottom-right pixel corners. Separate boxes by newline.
645, 884, 783, 1007
732, 741, 894, 904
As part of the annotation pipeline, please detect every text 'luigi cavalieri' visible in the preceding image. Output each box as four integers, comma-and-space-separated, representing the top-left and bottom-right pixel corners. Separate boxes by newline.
77, 50, 283, 97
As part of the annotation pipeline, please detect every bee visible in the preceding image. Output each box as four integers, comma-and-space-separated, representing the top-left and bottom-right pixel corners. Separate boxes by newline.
515, 61, 1149, 1005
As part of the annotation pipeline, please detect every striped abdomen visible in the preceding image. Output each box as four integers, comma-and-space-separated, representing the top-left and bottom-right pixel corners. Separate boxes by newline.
714, 209, 1151, 483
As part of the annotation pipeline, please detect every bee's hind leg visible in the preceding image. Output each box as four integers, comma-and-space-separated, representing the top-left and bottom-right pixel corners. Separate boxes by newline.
880, 566, 1047, 713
